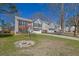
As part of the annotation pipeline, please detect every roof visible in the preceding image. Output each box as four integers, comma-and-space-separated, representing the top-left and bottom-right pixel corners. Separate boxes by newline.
15, 16, 32, 23
33, 18, 51, 25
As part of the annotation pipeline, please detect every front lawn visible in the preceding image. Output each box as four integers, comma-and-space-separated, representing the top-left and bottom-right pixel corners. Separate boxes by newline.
0, 34, 79, 56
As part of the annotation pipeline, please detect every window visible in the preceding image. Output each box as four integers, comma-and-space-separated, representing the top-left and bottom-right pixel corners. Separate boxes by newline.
33, 28, 41, 31
33, 23, 42, 27
49, 28, 54, 30
19, 20, 22, 25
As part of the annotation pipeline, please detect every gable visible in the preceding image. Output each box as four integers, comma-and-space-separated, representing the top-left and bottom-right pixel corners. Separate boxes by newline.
34, 19, 42, 24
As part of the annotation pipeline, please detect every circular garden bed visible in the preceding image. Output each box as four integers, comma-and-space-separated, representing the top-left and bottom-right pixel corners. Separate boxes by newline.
14, 40, 35, 48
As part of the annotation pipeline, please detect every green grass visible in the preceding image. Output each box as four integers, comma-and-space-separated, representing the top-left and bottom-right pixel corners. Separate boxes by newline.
0, 34, 79, 55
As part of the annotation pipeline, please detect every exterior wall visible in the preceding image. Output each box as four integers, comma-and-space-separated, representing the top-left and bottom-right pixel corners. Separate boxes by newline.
64, 27, 69, 32
32, 27, 42, 33
32, 30, 42, 33
42, 22, 49, 31
49, 23, 55, 29
55, 26, 61, 32
32, 19, 42, 33
70, 26, 75, 32
64, 26, 75, 32
47, 23, 55, 33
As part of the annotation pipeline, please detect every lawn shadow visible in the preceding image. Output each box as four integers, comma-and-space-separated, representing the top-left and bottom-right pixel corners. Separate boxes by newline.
0, 34, 13, 38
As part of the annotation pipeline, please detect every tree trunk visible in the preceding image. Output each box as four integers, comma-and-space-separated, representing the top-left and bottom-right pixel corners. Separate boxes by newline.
60, 3, 64, 34
77, 19, 79, 34
74, 4, 77, 36
74, 16, 77, 36
74, 25, 77, 36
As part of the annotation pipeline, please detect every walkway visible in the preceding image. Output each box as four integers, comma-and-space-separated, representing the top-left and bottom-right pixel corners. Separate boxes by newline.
35, 33, 79, 41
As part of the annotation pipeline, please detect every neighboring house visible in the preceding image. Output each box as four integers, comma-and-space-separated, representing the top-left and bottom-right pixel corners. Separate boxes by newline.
32, 18, 56, 33
42, 22, 49, 33
47, 23, 55, 33
32, 19, 42, 33
64, 26, 75, 32
70, 26, 75, 32
64, 27, 69, 32
54, 24, 61, 32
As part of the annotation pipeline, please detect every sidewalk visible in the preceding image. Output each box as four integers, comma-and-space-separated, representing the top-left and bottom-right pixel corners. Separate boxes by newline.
35, 33, 79, 41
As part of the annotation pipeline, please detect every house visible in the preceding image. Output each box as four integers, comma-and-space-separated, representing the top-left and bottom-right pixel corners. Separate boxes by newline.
14, 16, 32, 34
32, 18, 56, 33
42, 22, 49, 33
64, 26, 75, 32
32, 18, 50, 33
47, 23, 55, 33
32, 19, 42, 33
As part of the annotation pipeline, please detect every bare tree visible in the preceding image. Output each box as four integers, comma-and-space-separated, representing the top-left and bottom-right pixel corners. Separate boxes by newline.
73, 3, 78, 36
68, 3, 77, 36
0, 3, 18, 34
48, 3, 64, 34
60, 3, 64, 34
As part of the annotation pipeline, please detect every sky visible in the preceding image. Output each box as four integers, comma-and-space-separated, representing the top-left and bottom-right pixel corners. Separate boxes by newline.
16, 3, 61, 23
16, 3, 54, 20
15, 3, 79, 23
0, 3, 79, 24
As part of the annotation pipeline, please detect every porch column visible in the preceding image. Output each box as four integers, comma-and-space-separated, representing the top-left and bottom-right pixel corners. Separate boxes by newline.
14, 16, 19, 35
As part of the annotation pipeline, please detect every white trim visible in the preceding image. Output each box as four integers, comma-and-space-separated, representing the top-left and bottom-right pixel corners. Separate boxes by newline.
15, 16, 32, 22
